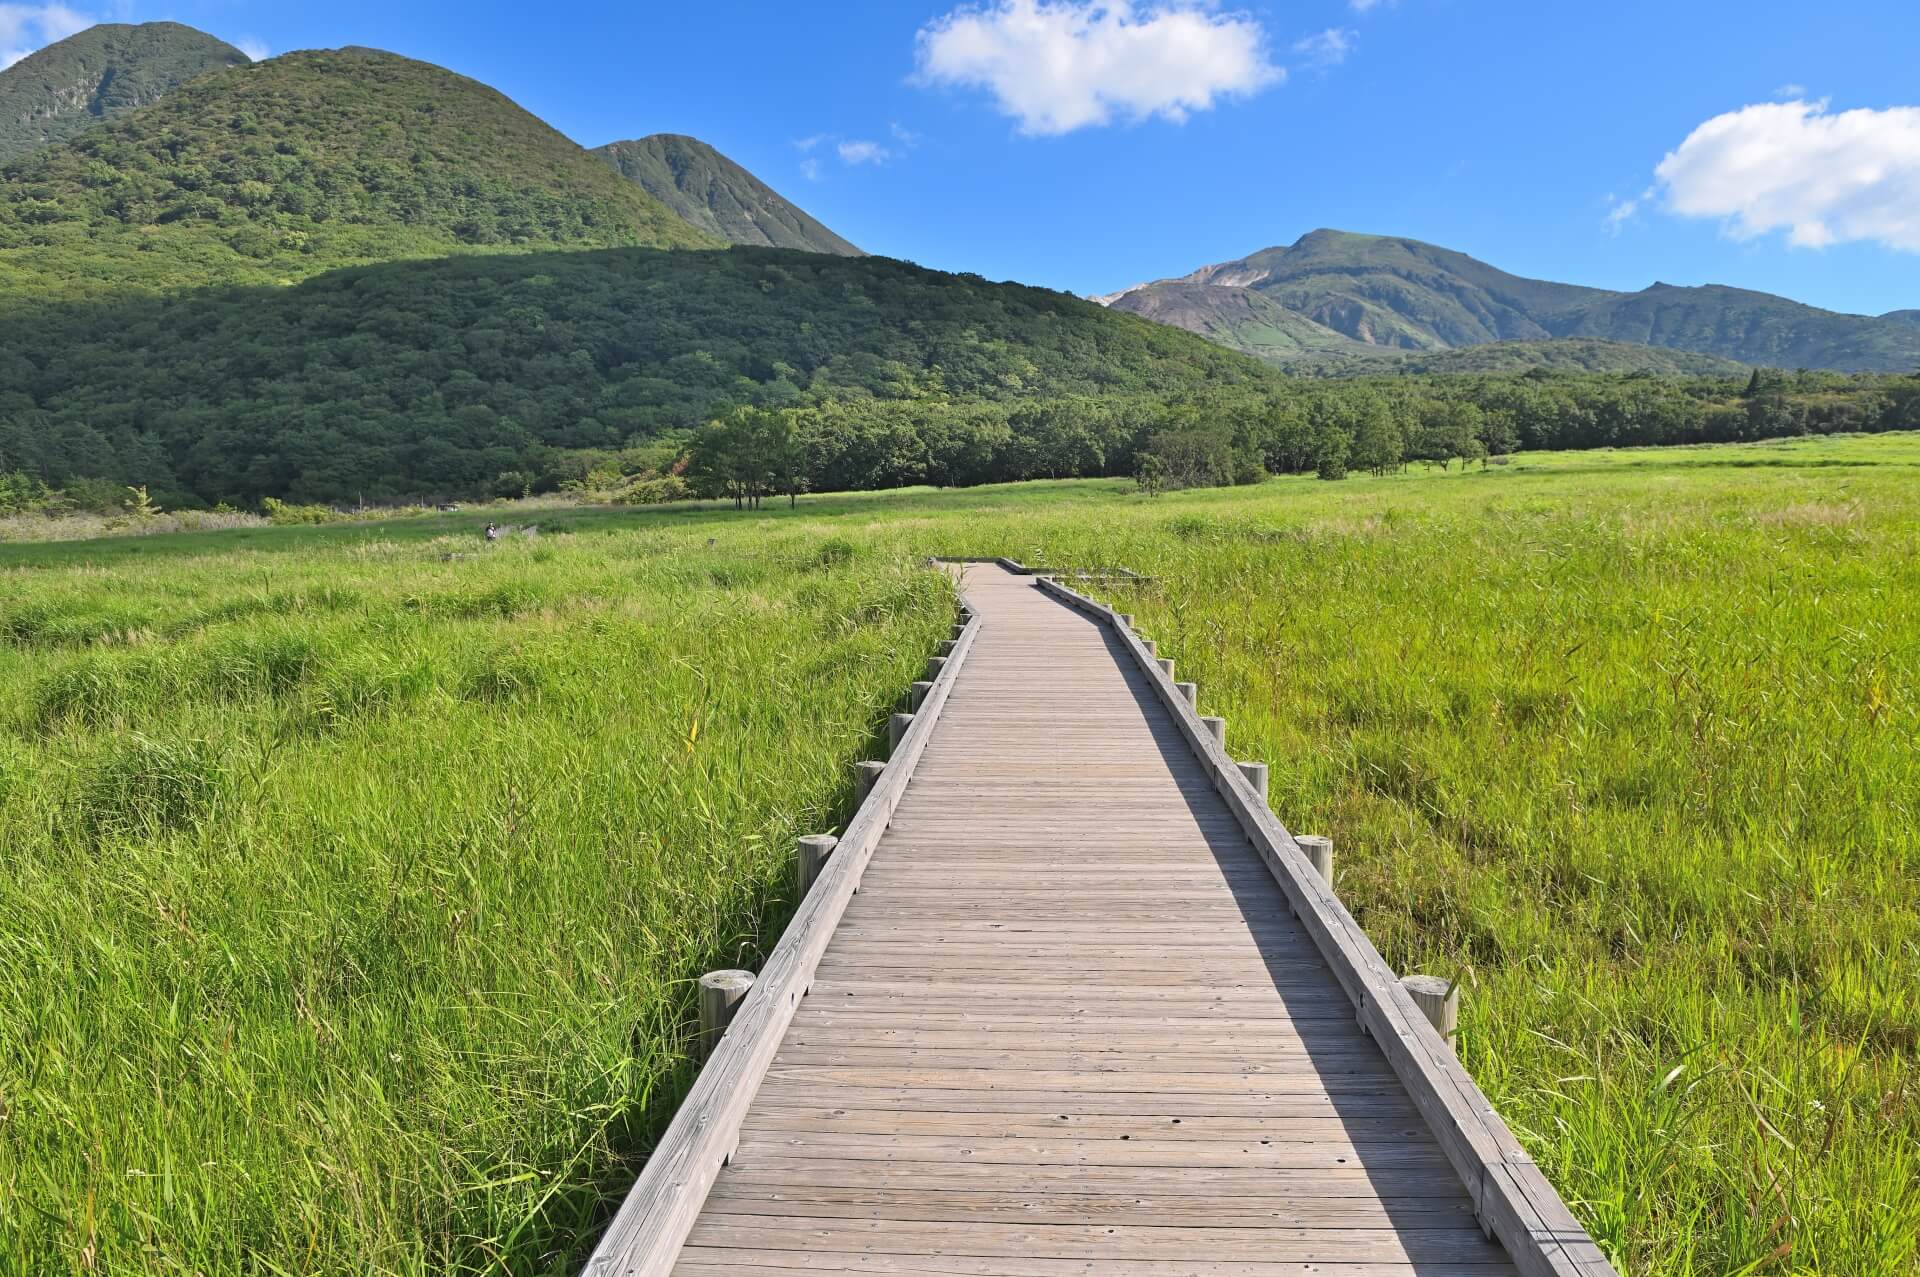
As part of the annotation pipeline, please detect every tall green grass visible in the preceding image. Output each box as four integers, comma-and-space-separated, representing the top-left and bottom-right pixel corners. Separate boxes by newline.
0, 529, 951, 1274
2, 432, 1916, 1274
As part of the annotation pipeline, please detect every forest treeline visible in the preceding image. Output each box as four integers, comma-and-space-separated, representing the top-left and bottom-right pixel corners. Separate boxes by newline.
0, 244, 1916, 511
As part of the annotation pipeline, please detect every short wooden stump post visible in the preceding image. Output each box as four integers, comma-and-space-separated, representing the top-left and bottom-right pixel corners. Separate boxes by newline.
1296, 834, 1334, 885
697, 969, 755, 1061
1157, 658, 1175, 678
1402, 975, 1460, 1051
1237, 761, 1269, 802
925, 655, 947, 682
1142, 639, 1158, 657
910, 680, 934, 711
937, 639, 957, 657
889, 713, 914, 753
796, 833, 838, 897
1176, 681, 1198, 706
1119, 613, 1135, 629
1202, 716, 1226, 747
854, 760, 886, 805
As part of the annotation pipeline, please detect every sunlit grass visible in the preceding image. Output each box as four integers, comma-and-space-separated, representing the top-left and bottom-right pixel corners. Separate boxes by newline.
1, 432, 1916, 1275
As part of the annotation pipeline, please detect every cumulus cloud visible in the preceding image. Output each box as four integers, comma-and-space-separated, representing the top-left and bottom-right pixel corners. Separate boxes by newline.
1292, 27, 1355, 70
0, 3, 97, 68
235, 36, 271, 61
1654, 99, 1920, 251
914, 0, 1281, 136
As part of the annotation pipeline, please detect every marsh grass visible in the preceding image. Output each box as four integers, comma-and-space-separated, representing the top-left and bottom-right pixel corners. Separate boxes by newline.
1, 432, 1916, 1274
1, 531, 952, 1275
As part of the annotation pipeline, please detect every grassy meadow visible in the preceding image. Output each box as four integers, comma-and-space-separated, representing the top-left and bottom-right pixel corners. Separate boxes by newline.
2, 432, 1916, 1274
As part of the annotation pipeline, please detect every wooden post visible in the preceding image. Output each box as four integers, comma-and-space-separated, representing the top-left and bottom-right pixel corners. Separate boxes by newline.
796, 834, 838, 897
854, 760, 886, 805
1119, 614, 1134, 629
925, 655, 947, 681
1296, 834, 1334, 885
1142, 638, 1157, 657
1237, 761, 1269, 802
1202, 716, 1226, 748
937, 640, 957, 657
1156, 657, 1174, 678
1402, 975, 1459, 1051
696, 969, 754, 1061
910, 680, 934, 711
889, 713, 913, 753
1176, 681, 1198, 706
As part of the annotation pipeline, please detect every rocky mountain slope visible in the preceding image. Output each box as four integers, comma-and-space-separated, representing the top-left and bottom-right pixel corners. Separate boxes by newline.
595, 133, 859, 255
0, 22, 248, 165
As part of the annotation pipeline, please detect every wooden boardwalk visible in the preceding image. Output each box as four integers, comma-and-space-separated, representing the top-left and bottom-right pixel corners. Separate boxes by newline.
664, 564, 1517, 1274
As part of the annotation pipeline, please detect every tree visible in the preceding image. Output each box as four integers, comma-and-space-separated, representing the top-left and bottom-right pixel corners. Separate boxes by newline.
1135, 451, 1166, 497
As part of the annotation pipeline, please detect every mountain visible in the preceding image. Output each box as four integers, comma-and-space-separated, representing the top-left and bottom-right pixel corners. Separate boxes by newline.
0, 246, 1281, 504
0, 46, 718, 298
0, 22, 249, 166
1879, 310, 1920, 330
1101, 230, 1920, 373
595, 134, 859, 255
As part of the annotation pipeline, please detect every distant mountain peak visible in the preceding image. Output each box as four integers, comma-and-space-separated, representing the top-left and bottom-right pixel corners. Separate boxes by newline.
594, 133, 861, 256
0, 20, 249, 165
1097, 234, 1920, 373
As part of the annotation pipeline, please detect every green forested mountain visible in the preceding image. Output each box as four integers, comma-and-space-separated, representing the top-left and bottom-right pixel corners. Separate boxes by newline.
1886, 310, 1920, 329
0, 246, 1282, 503
595, 134, 860, 255
0, 46, 718, 297
0, 22, 249, 165
1102, 229, 1920, 373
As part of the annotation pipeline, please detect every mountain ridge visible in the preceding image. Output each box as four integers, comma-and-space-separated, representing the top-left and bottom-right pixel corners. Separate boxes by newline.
0, 45, 719, 297
0, 22, 249, 166
1100, 230, 1920, 372
594, 133, 859, 255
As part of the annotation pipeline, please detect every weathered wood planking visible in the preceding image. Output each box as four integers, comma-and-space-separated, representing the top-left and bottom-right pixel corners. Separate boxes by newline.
588, 563, 1613, 1276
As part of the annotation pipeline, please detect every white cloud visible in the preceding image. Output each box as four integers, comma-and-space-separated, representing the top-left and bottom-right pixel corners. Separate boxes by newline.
0, 3, 97, 67
1654, 99, 1920, 252
1604, 185, 1653, 235
914, 0, 1282, 136
1774, 83, 1807, 100
838, 139, 891, 165
1292, 27, 1355, 69
1349, 0, 1390, 11
798, 156, 822, 182
235, 36, 271, 61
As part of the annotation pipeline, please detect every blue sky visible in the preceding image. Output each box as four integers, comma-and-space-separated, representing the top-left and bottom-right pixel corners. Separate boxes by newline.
7, 1, 1919, 315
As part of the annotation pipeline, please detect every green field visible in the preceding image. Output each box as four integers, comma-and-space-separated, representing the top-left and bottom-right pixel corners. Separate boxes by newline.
3, 434, 1917, 1274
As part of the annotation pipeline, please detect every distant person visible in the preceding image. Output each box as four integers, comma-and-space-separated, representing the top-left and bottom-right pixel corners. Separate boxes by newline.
484, 523, 500, 542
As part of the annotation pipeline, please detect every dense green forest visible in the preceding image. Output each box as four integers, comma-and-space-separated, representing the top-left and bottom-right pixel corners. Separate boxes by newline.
0, 245, 1282, 503
2, 234, 1913, 507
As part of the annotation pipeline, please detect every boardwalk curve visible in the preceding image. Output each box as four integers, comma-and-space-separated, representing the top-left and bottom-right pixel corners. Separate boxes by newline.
590, 562, 1614, 1275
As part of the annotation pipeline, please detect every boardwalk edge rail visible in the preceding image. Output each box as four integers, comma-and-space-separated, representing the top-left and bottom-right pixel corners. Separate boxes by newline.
586, 601, 983, 1275
1032, 571, 1617, 1277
